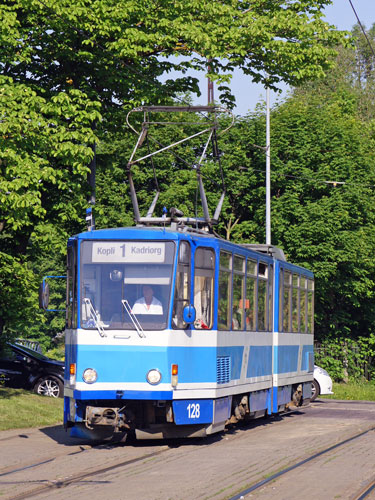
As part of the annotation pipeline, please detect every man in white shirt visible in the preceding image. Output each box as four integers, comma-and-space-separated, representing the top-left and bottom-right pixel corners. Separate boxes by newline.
132, 285, 163, 315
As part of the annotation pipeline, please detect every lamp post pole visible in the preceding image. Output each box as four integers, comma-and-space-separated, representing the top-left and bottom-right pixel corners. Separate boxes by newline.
266, 84, 271, 246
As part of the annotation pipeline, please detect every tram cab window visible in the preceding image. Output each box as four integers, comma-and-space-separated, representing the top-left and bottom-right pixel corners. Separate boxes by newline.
194, 247, 214, 329
218, 251, 231, 330
80, 241, 175, 331
172, 241, 191, 329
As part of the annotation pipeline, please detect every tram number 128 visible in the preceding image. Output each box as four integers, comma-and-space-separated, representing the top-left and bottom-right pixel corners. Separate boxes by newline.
187, 403, 201, 419
172, 400, 213, 425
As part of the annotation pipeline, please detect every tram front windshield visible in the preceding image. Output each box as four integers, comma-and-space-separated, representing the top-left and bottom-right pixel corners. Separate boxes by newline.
80, 241, 175, 330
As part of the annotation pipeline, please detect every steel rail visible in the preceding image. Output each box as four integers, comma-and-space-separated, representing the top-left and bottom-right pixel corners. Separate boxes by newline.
353, 478, 375, 500
228, 425, 375, 500
6, 447, 170, 500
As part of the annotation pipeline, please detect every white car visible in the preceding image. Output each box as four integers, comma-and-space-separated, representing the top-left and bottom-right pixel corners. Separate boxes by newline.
311, 365, 334, 401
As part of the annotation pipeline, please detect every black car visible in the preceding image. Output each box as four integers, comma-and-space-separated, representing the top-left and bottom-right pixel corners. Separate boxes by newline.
0, 342, 64, 398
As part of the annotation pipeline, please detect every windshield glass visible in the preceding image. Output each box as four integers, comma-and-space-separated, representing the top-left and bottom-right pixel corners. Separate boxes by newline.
80, 240, 175, 330
12, 344, 48, 361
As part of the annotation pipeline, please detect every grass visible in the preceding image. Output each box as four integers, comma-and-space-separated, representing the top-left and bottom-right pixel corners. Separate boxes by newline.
0, 387, 63, 431
321, 381, 375, 401
1, 382, 375, 433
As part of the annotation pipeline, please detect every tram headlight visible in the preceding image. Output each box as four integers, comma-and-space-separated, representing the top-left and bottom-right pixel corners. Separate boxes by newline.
146, 369, 162, 385
82, 368, 98, 384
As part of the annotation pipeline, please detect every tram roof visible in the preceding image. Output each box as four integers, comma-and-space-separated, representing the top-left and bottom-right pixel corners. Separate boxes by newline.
72, 226, 211, 241
69, 226, 313, 276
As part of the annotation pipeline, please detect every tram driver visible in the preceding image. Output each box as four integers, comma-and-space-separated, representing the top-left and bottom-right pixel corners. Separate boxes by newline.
132, 285, 163, 315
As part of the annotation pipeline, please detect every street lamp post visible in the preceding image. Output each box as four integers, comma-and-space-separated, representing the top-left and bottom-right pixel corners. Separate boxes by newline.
266, 84, 271, 246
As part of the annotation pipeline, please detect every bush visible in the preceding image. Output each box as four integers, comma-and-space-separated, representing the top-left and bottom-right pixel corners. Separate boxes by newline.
315, 334, 375, 382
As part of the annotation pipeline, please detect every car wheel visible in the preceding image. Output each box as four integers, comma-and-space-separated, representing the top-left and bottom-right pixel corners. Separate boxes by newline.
34, 376, 63, 398
311, 379, 320, 402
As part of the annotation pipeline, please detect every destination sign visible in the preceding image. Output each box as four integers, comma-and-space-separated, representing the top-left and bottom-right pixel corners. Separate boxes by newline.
91, 242, 165, 263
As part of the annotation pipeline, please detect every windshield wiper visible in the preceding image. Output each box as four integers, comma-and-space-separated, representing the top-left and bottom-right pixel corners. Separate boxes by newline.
83, 298, 107, 337
122, 300, 146, 339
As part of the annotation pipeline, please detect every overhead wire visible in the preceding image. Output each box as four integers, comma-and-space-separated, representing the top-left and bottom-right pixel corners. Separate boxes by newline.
348, 0, 375, 58
239, 165, 375, 190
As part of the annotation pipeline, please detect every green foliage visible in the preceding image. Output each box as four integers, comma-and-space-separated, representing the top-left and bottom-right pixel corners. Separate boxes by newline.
268, 92, 375, 338
315, 334, 375, 382
45, 344, 65, 361
3, 0, 348, 110
0, 75, 99, 341
0, 0, 359, 348
203, 37, 375, 340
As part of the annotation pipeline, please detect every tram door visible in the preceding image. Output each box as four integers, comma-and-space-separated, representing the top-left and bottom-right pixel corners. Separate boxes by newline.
193, 247, 215, 329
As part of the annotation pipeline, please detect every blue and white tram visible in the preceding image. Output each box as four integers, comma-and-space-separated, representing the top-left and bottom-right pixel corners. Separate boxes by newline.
63, 225, 314, 440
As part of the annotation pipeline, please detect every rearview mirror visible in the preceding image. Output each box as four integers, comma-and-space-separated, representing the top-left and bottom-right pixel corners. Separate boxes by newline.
183, 305, 196, 324
39, 275, 67, 312
39, 280, 50, 310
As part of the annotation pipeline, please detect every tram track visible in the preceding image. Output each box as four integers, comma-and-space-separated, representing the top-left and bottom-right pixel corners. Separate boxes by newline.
2, 407, 375, 500
0, 438, 91, 477
228, 425, 375, 500
353, 478, 375, 500
3, 445, 171, 500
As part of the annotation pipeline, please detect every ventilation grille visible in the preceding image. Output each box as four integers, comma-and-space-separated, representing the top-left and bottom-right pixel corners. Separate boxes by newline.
217, 356, 231, 384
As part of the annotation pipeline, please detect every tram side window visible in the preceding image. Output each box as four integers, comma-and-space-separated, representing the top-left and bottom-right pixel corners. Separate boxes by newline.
283, 271, 292, 332
194, 248, 214, 329
218, 251, 231, 330
172, 241, 191, 329
268, 265, 273, 331
245, 259, 257, 331
232, 255, 245, 330
279, 269, 283, 332
258, 263, 268, 331
292, 274, 299, 333
307, 279, 314, 334
66, 244, 77, 329
279, 270, 313, 334
300, 277, 307, 334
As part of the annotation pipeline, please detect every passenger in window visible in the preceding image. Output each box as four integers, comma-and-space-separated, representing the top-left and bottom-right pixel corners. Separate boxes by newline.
195, 318, 209, 329
132, 285, 163, 315
232, 309, 244, 330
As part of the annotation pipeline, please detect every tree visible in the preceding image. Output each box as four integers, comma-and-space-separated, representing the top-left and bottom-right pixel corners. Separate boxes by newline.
0, 0, 350, 342
269, 94, 375, 340
0, 77, 100, 338
209, 73, 375, 340
3, 0, 349, 113
294, 23, 375, 121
